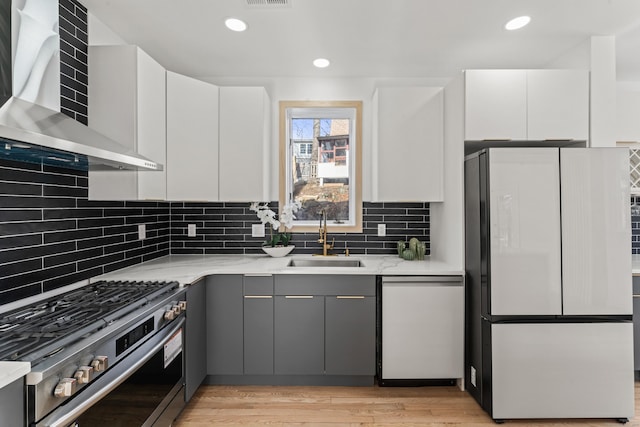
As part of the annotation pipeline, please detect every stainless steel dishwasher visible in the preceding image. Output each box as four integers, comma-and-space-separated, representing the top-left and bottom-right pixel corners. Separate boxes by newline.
377, 276, 464, 386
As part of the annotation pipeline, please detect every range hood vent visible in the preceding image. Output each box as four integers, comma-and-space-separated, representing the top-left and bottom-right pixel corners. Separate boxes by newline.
0, 0, 161, 171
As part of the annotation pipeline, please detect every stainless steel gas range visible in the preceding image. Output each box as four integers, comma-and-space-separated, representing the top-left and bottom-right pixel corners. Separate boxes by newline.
0, 280, 187, 427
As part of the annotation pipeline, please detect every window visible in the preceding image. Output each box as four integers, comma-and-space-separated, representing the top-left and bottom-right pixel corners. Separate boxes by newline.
280, 101, 362, 232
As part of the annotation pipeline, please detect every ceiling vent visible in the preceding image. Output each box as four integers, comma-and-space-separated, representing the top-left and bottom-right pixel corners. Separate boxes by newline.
246, 0, 291, 8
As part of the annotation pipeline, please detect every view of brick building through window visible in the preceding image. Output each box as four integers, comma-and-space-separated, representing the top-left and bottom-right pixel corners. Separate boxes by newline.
291, 118, 351, 222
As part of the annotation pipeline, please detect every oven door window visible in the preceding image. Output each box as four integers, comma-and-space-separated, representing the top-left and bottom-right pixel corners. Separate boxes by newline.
75, 330, 184, 426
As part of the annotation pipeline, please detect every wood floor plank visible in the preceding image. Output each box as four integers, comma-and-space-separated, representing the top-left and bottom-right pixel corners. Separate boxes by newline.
174, 383, 640, 426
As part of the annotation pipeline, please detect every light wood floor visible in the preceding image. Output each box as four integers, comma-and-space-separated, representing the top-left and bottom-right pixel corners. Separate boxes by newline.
174, 382, 640, 426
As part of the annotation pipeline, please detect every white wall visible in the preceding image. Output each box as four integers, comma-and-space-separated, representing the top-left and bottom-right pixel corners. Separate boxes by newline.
87, 14, 127, 45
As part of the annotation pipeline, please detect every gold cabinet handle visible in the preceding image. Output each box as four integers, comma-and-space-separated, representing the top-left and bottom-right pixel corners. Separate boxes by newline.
244, 295, 273, 299
336, 296, 365, 299
285, 295, 314, 299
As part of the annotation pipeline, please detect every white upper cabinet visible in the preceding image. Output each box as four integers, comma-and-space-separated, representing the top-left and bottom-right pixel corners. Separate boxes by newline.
88, 45, 166, 200
527, 70, 589, 141
372, 86, 444, 201
616, 86, 640, 143
166, 71, 219, 201
465, 70, 527, 141
464, 69, 589, 142
218, 87, 271, 201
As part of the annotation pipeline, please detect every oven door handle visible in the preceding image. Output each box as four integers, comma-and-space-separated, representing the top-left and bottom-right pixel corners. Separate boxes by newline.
38, 317, 185, 427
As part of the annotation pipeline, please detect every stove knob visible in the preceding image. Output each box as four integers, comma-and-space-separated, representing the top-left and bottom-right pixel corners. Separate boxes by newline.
164, 308, 176, 321
54, 378, 77, 398
172, 304, 181, 315
91, 356, 108, 372
179, 300, 187, 311
74, 365, 94, 384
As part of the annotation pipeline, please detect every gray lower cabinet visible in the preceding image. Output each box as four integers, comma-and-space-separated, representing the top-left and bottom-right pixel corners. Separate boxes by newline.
633, 276, 640, 371
0, 378, 24, 427
185, 278, 207, 401
244, 276, 274, 375
274, 274, 376, 379
206, 273, 376, 384
274, 295, 325, 375
325, 296, 376, 375
206, 275, 243, 375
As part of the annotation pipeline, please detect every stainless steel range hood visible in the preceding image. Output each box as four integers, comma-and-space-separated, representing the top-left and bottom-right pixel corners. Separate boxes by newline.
0, 0, 161, 171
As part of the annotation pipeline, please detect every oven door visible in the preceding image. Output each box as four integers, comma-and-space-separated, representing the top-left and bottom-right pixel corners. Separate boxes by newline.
37, 317, 186, 427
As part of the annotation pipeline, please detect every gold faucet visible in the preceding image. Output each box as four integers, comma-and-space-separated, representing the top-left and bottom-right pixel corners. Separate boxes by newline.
314, 209, 335, 256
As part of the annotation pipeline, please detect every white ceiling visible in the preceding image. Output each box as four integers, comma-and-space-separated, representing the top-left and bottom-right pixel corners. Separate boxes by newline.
78, 0, 640, 81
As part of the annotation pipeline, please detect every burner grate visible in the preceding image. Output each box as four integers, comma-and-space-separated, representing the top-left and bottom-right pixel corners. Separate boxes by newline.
0, 280, 178, 363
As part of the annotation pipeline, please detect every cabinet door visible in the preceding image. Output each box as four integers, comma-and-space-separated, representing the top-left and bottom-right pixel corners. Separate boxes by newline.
0, 378, 24, 427
206, 275, 243, 375
243, 276, 274, 375
560, 148, 632, 315
464, 70, 527, 141
185, 278, 206, 401
274, 296, 324, 375
527, 70, 589, 141
219, 87, 270, 201
325, 296, 375, 375
88, 45, 138, 200
135, 49, 167, 200
616, 86, 640, 143
634, 294, 640, 370
166, 71, 219, 201
373, 87, 443, 201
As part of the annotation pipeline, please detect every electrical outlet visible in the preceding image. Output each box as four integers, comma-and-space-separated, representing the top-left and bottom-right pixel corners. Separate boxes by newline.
187, 224, 196, 237
252, 223, 265, 237
138, 224, 146, 240
377, 224, 386, 236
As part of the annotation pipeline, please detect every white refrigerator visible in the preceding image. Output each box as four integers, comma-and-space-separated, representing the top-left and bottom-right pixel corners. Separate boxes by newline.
464, 147, 634, 422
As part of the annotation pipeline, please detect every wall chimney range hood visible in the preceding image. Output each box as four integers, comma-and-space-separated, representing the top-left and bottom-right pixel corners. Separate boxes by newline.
0, 0, 161, 171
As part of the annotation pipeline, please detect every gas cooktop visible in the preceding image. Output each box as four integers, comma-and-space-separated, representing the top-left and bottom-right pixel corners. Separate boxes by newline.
0, 280, 179, 365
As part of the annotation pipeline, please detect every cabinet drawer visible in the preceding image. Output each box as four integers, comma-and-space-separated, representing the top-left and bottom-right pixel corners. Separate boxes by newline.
275, 275, 375, 296
244, 275, 273, 295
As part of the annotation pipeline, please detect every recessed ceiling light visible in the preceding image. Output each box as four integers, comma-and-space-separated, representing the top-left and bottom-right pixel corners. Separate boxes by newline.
225, 18, 248, 32
505, 15, 531, 31
313, 58, 330, 68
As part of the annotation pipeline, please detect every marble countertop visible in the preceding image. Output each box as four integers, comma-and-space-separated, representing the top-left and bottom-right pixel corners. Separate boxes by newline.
0, 254, 461, 390
0, 361, 29, 390
93, 254, 464, 286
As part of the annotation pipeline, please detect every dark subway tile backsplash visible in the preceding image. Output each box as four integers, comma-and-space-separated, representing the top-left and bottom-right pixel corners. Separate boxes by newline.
0, 160, 429, 305
170, 201, 430, 256
0, 159, 170, 305
59, 0, 88, 125
632, 196, 640, 255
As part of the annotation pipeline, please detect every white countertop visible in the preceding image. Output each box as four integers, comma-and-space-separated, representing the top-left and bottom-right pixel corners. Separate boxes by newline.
93, 254, 464, 286
0, 361, 29, 389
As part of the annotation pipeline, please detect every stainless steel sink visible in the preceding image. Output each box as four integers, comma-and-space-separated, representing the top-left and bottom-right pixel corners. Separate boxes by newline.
287, 258, 363, 268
